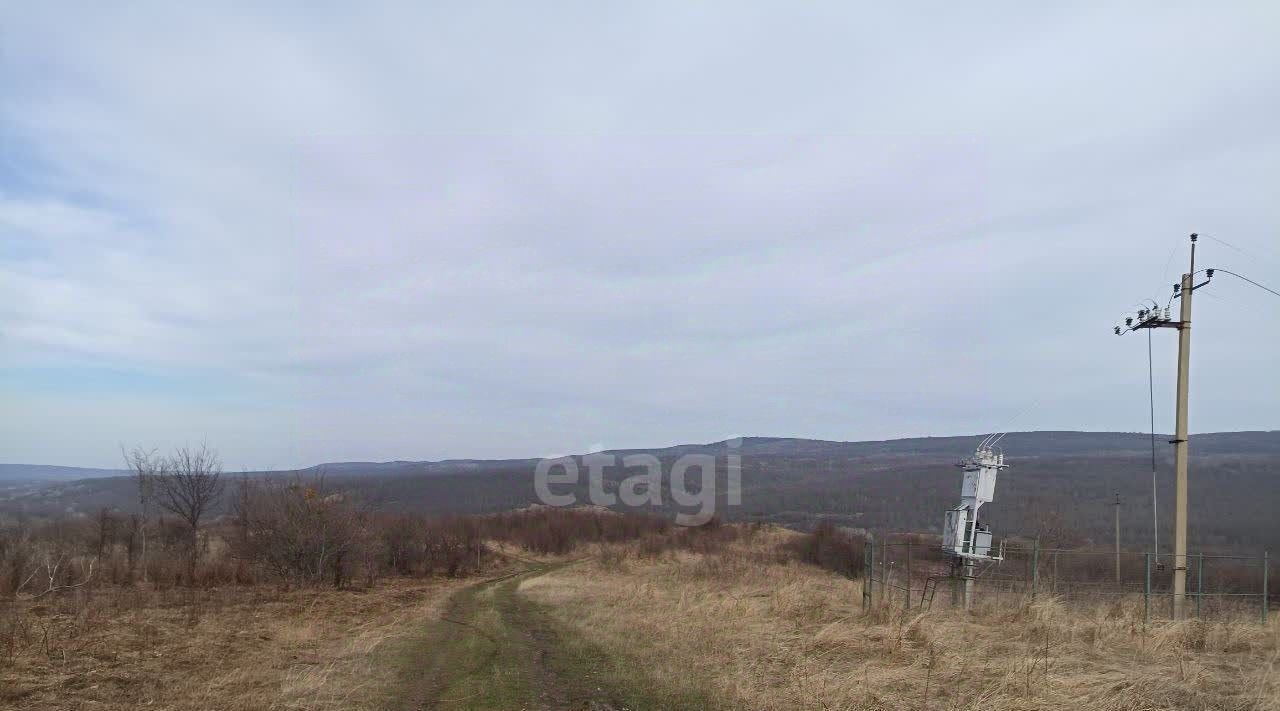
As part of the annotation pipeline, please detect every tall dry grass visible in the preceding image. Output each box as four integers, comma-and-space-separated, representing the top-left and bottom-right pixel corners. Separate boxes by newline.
0, 578, 468, 710
0, 505, 683, 709
522, 525, 1280, 710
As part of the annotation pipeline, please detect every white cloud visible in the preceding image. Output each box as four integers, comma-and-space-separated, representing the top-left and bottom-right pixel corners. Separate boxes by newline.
2, 2, 1279, 468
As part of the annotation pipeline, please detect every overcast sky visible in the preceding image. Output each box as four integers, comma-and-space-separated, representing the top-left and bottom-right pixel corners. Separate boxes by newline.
3, 3, 1279, 469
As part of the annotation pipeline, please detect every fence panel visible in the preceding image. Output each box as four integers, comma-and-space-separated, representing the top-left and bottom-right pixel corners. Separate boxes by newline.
861, 537, 1271, 623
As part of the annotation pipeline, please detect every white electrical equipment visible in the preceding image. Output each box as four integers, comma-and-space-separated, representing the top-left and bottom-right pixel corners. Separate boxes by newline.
942, 443, 1007, 561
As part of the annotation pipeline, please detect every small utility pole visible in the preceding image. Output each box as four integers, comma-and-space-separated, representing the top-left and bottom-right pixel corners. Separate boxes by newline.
1115, 233, 1213, 619
1170, 238, 1195, 620
1114, 491, 1122, 584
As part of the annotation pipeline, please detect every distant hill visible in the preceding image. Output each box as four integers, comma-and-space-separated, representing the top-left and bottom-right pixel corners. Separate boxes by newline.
601, 430, 1280, 458
295, 458, 539, 477
0, 464, 126, 482
3, 431, 1278, 552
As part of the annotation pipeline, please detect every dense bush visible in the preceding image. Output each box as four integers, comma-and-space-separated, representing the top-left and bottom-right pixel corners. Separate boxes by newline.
0, 498, 701, 594
480, 507, 672, 555
790, 521, 865, 578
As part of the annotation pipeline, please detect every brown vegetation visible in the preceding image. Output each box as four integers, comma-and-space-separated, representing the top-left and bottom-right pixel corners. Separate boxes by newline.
0, 578, 468, 709
0, 495, 683, 708
480, 506, 670, 554
523, 525, 1280, 710
2, 485, 1273, 710
789, 519, 866, 579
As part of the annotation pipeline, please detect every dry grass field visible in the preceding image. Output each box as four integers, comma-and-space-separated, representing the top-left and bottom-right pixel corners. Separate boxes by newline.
0, 577, 470, 710
3, 523, 1275, 710
522, 526, 1280, 711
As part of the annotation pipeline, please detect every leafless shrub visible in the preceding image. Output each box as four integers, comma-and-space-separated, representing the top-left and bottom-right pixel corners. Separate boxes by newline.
15, 549, 96, 599
0, 523, 35, 596
232, 476, 369, 587
480, 507, 670, 555
788, 520, 865, 578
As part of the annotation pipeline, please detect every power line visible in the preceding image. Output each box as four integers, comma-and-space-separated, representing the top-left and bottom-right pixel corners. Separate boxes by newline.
1116, 264, 1277, 333
1212, 268, 1280, 299
1201, 234, 1280, 268
1160, 241, 1182, 287
1201, 234, 1250, 255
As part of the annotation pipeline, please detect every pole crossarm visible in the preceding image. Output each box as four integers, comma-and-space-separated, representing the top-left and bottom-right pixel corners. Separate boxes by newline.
1129, 320, 1182, 331
1114, 309, 1186, 335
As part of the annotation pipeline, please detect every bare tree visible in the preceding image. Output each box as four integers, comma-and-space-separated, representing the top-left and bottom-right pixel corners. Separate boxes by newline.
123, 513, 142, 577
94, 508, 116, 558
122, 446, 165, 585
93, 509, 118, 584
154, 444, 225, 583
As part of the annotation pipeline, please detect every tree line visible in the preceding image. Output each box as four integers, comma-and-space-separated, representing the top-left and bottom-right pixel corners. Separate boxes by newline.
0, 444, 697, 596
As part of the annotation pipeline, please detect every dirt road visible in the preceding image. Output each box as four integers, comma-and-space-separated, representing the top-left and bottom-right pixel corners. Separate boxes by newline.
391, 562, 634, 711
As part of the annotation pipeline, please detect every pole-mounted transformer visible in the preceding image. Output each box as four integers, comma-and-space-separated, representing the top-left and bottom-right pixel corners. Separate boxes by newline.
943, 441, 1007, 609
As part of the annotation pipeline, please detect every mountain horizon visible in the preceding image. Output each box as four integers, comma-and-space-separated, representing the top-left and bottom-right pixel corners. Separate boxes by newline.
6, 428, 1280, 481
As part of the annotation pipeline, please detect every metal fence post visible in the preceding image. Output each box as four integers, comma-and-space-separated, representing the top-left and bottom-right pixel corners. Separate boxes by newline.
1196, 553, 1203, 619
904, 540, 913, 611
863, 538, 873, 612
1144, 552, 1151, 624
1023, 547, 1030, 594
1263, 551, 1270, 625
1031, 538, 1040, 601
880, 538, 888, 609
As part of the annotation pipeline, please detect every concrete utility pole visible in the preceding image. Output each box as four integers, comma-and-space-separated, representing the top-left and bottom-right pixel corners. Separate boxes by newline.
1171, 240, 1194, 619
1115, 233, 1212, 619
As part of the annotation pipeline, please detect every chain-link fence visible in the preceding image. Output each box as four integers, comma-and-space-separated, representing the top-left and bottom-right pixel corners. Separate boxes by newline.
861, 537, 1272, 623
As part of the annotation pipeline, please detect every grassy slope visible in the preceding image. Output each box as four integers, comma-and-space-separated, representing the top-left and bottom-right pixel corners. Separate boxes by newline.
3, 555, 701, 710
522, 527, 1280, 711
1, 579, 468, 710
11, 528, 1275, 710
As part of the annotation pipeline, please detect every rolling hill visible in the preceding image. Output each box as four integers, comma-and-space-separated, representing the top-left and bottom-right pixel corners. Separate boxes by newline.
3, 430, 1278, 552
